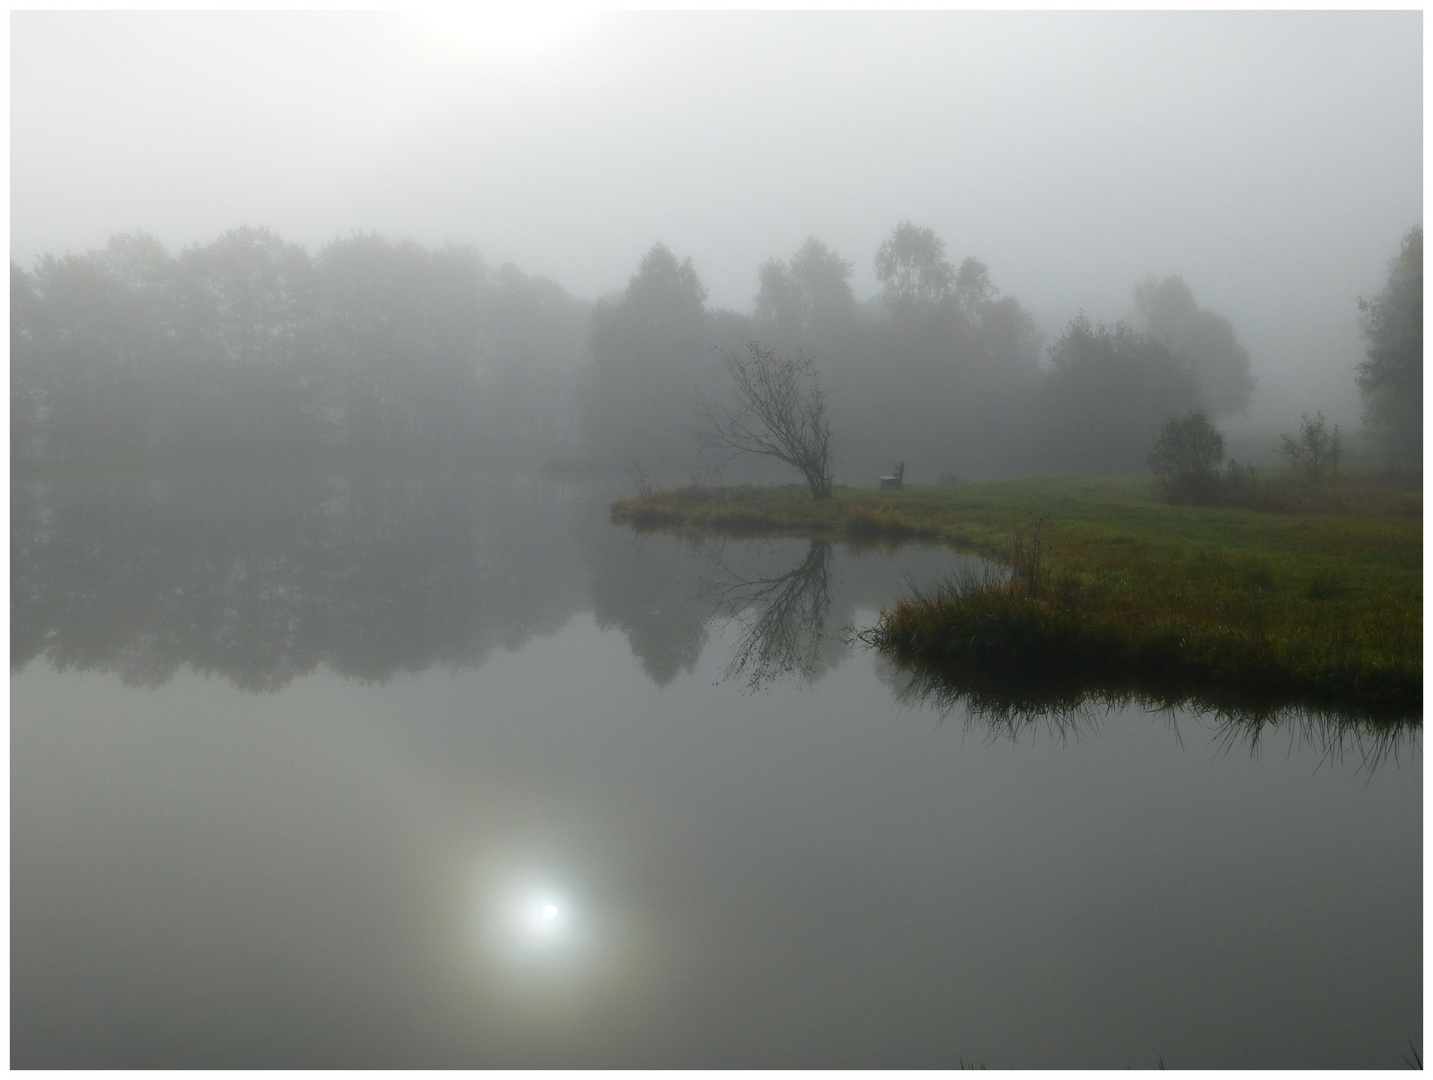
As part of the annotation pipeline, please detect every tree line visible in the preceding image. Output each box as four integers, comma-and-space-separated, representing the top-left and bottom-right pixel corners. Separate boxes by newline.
18, 219, 1416, 480
582, 223, 1257, 483
1145, 225, 1421, 506
12, 227, 590, 466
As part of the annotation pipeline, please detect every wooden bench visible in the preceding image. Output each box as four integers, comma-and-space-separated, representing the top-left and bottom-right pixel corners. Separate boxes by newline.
878, 462, 905, 491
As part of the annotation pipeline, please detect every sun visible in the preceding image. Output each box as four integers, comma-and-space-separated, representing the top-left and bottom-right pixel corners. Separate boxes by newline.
528, 894, 567, 936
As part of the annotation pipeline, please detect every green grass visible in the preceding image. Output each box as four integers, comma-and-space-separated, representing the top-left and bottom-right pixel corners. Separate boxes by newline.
612, 475, 1422, 716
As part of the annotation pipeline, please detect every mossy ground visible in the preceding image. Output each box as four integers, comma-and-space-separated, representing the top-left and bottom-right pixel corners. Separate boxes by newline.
612, 475, 1422, 716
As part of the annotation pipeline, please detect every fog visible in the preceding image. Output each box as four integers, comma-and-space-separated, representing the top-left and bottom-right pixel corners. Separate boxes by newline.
10, 13, 1425, 1067
12, 10, 1421, 460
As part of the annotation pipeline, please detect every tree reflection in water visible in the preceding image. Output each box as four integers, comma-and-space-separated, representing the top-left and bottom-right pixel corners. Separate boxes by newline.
14, 470, 1420, 777
12, 471, 591, 691
14, 473, 926, 695
707, 540, 836, 690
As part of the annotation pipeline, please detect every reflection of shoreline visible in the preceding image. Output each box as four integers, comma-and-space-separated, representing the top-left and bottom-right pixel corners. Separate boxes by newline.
14, 473, 972, 695
590, 522, 977, 690
12, 471, 593, 691
880, 662, 1421, 773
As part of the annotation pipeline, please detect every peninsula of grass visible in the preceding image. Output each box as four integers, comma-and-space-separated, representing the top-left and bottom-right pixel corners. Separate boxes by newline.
612, 475, 1422, 716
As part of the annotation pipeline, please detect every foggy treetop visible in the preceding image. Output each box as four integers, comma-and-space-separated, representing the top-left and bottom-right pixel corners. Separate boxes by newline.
12, 10, 1421, 432
9, 223, 1266, 479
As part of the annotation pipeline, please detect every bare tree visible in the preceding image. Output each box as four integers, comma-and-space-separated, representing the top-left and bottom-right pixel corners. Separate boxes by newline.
699, 341, 833, 499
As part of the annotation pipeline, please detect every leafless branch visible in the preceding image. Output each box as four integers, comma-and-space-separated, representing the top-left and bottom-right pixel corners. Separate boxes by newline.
698, 341, 833, 499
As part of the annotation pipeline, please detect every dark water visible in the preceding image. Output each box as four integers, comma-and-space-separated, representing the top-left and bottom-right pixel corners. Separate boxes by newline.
11, 471, 1422, 1068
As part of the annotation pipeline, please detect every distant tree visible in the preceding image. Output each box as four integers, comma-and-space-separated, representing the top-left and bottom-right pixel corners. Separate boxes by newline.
11, 262, 41, 461
699, 342, 833, 499
179, 226, 310, 367
581, 242, 716, 472
13, 228, 587, 469
1356, 225, 1422, 464
953, 257, 995, 315
1133, 276, 1254, 416
1036, 315, 1204, 475
1280, 412, 1342, 484
314, 232, 487, 460
755, 237, 855, 338
16, 235, 182, 463
484, 263, 591, 457
1147, 411, 1225, 504
621, 241, 708, 327
755, 259, 799, 328
974, 294, 1042, 378
875, 222, 954, 311
808, 233, 1041, 481
179, 226, 317, 458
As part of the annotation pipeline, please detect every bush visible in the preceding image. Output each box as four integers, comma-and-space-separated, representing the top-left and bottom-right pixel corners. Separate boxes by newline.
1147, 411, 1225, 503
1038, 317, 1205, 475
1280, 412, 1342, 484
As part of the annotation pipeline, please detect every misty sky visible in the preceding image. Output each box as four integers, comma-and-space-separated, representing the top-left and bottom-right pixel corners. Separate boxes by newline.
11, 10, 1422, 430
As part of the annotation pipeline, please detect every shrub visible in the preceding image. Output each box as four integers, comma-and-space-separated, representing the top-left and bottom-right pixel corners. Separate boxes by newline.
1280, 412, 1342, 484
1147, 411, 1225, 503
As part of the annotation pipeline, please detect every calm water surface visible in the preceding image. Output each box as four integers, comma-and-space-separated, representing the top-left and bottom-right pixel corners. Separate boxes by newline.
11, 471, 1422, 1068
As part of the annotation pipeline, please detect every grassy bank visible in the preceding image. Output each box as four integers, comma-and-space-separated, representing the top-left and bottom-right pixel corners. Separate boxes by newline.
612, 476, 1422, 716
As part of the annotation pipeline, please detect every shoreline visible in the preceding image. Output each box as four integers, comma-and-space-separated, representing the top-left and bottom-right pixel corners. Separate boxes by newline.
612, 477, 1423, 717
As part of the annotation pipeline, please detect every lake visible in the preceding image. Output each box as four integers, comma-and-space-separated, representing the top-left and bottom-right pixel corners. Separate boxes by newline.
11, 470, 1422, 1068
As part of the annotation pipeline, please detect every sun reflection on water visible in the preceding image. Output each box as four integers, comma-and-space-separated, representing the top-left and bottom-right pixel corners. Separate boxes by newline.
472, 870, 590, 972
459, 845, 650, 1017
522, 890, 569, 940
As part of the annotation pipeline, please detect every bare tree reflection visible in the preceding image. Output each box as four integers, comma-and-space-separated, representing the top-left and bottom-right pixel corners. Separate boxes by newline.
708, 540, 837, 689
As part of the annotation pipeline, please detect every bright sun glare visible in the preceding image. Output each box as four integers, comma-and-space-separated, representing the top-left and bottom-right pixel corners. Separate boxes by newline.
524, 892, 568, 938
422, 9, 592, 53
473, 870, 588, 966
